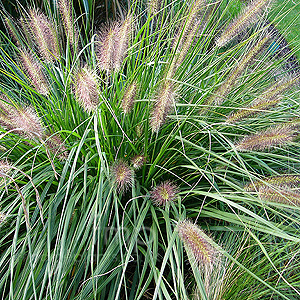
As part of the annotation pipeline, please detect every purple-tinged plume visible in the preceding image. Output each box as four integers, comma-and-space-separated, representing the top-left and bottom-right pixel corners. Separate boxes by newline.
150, 181, 178, 206
110, 159, 134, 194
74, 66, 100, 113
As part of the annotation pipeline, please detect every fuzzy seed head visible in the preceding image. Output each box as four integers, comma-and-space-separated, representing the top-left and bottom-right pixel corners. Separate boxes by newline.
150, 81, 176, 132
75, 66, 100, 113
227, 98, 280, 123
150, 181, 178, 206
216, 0, 272, 47
178, 220, 217, 267
58, 0, 79, 47
244, 175, 300, 192
110, 159, 134, 193
259, 186, 300, 206
19, 48, 49, 95
0, 211, 7, 224
131, 154, 146, 170
11, 106, 44, 139
235, 124, 297, 152
122, 81, 137, 114
28, 9, 59, 61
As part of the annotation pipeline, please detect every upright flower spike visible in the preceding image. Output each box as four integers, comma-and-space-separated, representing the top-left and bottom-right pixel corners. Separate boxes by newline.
58, 0, 78, 49
235, 123, 297, 152
122, 81, 137, 114
4, 17, 21, 45
19, 48, 49, 95
207, 36, 269, 107
74, 66, 100, 113
114, 16, 133, 70
96, 21, 120, 72
110, 159, 134, 194
150, 181, 178, 206
28, 9, 60, 61
96, 17, 132, 72
150, 80, 176, 132
178, 220, 218, 267
216, 0, 272, 47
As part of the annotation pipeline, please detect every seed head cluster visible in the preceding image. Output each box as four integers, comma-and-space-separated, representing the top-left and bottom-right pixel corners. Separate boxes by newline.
122, 81, 137, 114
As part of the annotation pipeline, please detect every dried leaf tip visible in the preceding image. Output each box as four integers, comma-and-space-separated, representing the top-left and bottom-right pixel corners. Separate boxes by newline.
236, 123, 297, 152
178, 220, 218, 267
216, 0, 272, 47
150, 181, 178, 206
75, 66, 100, 113
110, 159, 134, 194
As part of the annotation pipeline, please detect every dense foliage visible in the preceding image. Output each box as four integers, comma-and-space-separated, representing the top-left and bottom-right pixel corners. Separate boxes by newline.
0, 0, 300, 299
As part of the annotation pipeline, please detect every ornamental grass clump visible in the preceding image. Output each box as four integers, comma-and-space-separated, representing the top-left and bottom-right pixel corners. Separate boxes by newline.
1, 0, 300, 299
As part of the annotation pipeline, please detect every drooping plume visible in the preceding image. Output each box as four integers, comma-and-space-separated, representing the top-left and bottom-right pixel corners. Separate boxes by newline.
150, 181, 178, 206
178, 220, 218, 267
19, 48, 49, 95
235, 123, 297, 152
28, 9, 60, 61
110, 159, 134, 194
150, 80, 176, 132
216, 0, 272, 47
74, 66, 100, 113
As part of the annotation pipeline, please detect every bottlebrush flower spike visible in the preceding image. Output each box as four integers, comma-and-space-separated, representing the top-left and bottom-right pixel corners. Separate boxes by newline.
19, 48, 49, 95
235, 123, 297, 152
96, 21, 120, 72
150, 80, 176, 132
74, 66, 100, 113
244, 175, 300, 192
148, 0, 161, 15
110, 159, 134, 194
178, 220, 217, 267
28, 9, 59, 61
208, 36, 269, 107
4, 17, 21, 45
259, 186, 300, 206
58, 0, 78, 48
10, 106, 44, 139
216, 0, 272, 47
115, 16, 133, 70
45, 134, 69, 160
150, 181, 178, 206
131, 154, 146, 170
122, 81, 137, 114
227, 98, 280, 123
